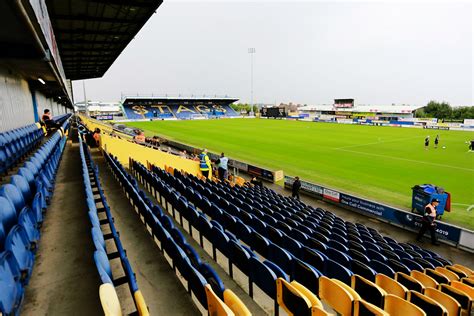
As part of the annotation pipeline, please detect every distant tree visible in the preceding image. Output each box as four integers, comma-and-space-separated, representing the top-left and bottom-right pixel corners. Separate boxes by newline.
417, 101, 473, 120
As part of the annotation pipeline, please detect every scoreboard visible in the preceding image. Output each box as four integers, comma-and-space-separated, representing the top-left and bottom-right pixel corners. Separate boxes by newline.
261, 107, 287, 118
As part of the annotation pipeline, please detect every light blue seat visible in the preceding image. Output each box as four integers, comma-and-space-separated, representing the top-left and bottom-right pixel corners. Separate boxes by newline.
94, 249, 113, 284
0, 251, 24, 315
0, 184, 26, 215
5, 225, 34, 280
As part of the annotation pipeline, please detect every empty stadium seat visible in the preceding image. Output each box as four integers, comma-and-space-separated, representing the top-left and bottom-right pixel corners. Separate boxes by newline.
408, 290, 447, 316
383, 294, 426, 316
319, 276, 354, 316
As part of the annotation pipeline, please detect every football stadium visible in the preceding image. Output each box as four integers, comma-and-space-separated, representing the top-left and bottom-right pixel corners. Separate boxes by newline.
0, 1, 473, 316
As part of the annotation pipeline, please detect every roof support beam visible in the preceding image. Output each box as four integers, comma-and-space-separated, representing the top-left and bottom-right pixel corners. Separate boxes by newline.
51, 14, 138, 24
88, 0, 156, 8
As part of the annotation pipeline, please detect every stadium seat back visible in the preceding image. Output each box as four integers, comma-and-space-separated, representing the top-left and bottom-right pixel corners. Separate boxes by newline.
375, 273, 408, 299
205, 284, 234, 316
276, 278, 312, 316
99, 283, 122, 316
352, 274, 386, 308
223, 289, 251, 316
395, 272, 425, 293
408, 290, 447, 316
318, 276, 354, 316
424, 287, 461, 316
384, 294, 426, 316
354, 300, 389, 316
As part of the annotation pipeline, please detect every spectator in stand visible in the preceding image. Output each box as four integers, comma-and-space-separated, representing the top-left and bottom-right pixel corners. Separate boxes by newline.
216, 152, 229, 181
180, 150, 187, 158
41, 109, 60, 132
292, 176, 302, 200
134, 131, 146, 143
199, 149, 211, 178
416, 199, 440, 245
250, 176, 263, 187
92, 128, 101, 147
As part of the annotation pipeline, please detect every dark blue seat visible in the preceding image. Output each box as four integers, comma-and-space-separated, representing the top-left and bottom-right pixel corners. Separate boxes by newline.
249, 257, 277, 300
349, 249, 370, 265
199, 262, 225, 299
388, 259, 410, 274
352, 259, 377, 282
10, 175, 33, 205
369, 259, 396, 278
301, 247, 325, 272
401, 258, 424, 271
210, 226, 230, 260
328, 239, 349, 253
323, 258, 353, 285
413, 257, 436, 270
326, 246, 352, 268
184, 261, 208, 309
282, 235, 302, 258
367, 248, 387, 262
182, 243, 202, 268
291, 258, 321, 295
268, 243, 293, 274
251, 231, 270, 257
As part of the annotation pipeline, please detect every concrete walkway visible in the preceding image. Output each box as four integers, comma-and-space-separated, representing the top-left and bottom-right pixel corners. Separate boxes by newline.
92, 150, 201, 316
22, 141, 102, 315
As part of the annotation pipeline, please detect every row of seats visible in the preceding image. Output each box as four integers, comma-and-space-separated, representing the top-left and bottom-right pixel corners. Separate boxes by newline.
131, 159, 474, 316
104, 151, 251, 315
0, 124, 69, 315
52, 113, 72, 126
0, 123, 44, 174
130, 159, 338, 315
78, 136, 148, 316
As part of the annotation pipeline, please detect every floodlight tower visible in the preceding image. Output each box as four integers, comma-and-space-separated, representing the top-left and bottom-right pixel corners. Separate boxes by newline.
248, 47, 256, 116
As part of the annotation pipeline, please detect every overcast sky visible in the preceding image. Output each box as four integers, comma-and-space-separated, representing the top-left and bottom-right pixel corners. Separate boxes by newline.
72, 1, 473, 106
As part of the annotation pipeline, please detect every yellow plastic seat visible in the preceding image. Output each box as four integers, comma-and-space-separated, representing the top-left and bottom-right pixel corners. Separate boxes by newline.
223, 289, 251, 316
133, 291, 149, 316
319, 276, 354, 316
446, 266, 469, 279
311, 305, 332, 316
450, 281, 474, 299
453, 264, 473, 276
354, 300, 389, 316
408, 290, 448, 316
277, 278, 312, 316
461, 277, 474, 287
332, 278, 361, 300
205, 284, 235, 316
411, 270, 439, 289
290, 280, 324, 309
351, 274, 387, 308
99, 283, 123, 316
384, 294, 426, 316
424, 287, 461, 316
436, 267, 460, 282
396, 272, 425, 293
439, 283, 473, 316
375, 273, 409, 299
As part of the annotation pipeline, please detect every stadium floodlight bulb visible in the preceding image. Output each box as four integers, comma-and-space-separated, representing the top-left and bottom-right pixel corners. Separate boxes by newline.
38, 78, 46, 84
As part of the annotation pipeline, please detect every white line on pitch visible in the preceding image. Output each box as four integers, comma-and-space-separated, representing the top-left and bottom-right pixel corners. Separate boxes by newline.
334, 148, 474, 172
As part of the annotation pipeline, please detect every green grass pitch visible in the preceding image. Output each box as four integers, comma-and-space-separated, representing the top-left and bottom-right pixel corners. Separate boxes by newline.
126, 119, 474, 230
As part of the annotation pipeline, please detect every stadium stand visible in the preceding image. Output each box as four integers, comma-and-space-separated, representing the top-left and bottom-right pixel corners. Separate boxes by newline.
79, 135, 148, 315
0, 117, 70, 315
103, 149, 251, 315
121, 98, 239, 120
126, 156, 474, 315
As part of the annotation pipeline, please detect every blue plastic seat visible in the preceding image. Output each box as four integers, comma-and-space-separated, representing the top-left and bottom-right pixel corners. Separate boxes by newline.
352, 259, 377, 282
199, 263, 225, 299
0, 251, 24, 315
5, 225, 34, 279
301, 247, 325, 272
323, 258, 353, 285
0, 184, 26, 215
185, 261, 208, 309
250, 257, 278, 300
367, 248, 387, 262
94, 249, 113, 284
369, 259, 396, 278
326, 246, 352, 268
291, 258, 321, 295
387, 259, 410, 274
18, 208, 40, 245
